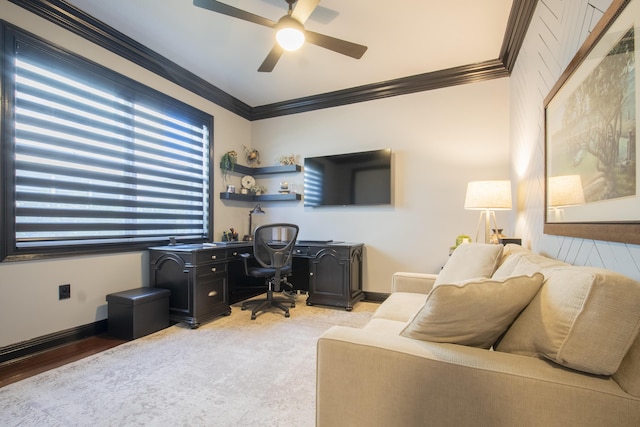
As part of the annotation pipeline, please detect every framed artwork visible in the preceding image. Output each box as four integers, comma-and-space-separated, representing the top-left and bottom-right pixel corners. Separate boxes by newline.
544, 0, 640, 244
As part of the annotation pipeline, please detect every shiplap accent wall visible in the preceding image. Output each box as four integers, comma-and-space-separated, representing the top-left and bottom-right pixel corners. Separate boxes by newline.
510, 0, 640, 281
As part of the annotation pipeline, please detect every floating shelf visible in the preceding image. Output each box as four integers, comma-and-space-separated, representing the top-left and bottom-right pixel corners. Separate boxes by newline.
220, 192, 302, 202
220, 163, 301, 176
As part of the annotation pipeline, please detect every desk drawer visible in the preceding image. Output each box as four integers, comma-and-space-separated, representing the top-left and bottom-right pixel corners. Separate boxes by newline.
227, 248, 251, 259
195, 249, 227, 264
294, 247, 311, 257
194, 269, 227, 317
294, 246, 328, 258
196, 263, 227, 275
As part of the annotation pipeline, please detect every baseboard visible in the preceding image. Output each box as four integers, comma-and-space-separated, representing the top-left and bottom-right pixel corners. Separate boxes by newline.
362, 292, 389, 303
0, 320, 108, 364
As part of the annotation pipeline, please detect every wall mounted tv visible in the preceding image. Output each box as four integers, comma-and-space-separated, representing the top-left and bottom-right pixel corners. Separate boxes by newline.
304, 148, 392, 207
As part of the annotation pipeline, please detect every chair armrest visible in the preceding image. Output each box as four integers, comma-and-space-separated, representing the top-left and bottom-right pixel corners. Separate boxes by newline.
392, 272, 438, 294
239, 252, 251, 276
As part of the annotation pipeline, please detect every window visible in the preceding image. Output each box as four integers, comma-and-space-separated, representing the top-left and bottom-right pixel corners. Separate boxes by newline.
1, 25, 213, 260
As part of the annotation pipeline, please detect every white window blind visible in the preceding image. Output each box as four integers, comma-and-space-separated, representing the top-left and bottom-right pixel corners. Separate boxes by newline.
3, 30, 212, 259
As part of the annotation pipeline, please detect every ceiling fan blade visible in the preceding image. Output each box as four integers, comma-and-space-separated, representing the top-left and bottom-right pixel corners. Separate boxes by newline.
291, 0, 320, 24
258, 45, 285, 72
193, 0, 277, 28
305, 31, 368, 59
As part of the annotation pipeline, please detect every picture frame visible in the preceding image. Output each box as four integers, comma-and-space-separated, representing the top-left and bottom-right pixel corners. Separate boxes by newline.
544, 0, 640, 244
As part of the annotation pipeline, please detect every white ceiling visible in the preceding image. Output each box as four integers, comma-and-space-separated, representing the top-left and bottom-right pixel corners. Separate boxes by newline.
63, 0, 514, 107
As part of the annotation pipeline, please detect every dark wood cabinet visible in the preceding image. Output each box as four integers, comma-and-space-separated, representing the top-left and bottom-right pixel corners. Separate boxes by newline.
299, 243, 364, 311
149, 244, 234, 328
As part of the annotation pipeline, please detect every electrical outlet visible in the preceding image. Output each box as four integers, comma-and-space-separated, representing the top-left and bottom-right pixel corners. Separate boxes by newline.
59, 284, 71, 300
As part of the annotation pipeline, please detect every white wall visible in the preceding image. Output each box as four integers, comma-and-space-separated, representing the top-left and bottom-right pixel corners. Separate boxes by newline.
248, 79, 511, 293
0, 1, 510, 347
510, 0, 640, 281
0, 1, 251, 347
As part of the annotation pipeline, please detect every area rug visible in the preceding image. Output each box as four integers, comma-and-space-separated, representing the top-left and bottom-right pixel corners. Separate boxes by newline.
0, 297, 378, 426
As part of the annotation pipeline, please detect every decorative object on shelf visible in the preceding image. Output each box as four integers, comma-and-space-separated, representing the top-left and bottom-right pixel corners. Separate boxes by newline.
455, 235, 472, 247
243, 204, 266, 241
241, 175, 255, 194
277, 154, 297, 166
450, 234, 472, 253
229, 227, 239, 241
220, 151, 237, 180
251, 185, 267, 195
226, 184, 236, 193
464, 180, 512, 243
490, 229, 506, 244
243, 145, 260, 167
279, 181, 289, 194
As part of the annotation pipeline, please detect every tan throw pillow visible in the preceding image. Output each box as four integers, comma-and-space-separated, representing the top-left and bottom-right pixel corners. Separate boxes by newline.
496, 266, 640, 375
401, 273, 544, 349
435, 243, 503, 286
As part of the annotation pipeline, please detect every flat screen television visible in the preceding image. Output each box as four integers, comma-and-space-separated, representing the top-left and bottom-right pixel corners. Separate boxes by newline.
304, 148, 392, 207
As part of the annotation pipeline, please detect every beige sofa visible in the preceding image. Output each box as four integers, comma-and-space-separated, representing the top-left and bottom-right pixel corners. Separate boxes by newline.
317, 244, 640, 426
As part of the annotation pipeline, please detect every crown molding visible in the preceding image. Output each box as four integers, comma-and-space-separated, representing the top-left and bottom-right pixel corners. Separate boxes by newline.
251, 59, 509, 120
9, 0, 537, 120
500, 0, 538, 72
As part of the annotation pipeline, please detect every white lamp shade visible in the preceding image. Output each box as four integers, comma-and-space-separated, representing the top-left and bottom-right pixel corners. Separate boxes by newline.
464, 180, 512, 210
548, 175, 585, 207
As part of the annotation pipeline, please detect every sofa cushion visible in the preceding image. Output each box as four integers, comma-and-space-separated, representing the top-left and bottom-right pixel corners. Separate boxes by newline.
492, 244, 530, 278
496, 266, 640, 375
372, 292, 429, 323
400, 273, 544, 349
434, 243, 503, 286
493, 246, 567, 279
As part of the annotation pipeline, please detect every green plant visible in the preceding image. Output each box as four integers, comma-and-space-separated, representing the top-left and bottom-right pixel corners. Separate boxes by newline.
220, 151, 237, 180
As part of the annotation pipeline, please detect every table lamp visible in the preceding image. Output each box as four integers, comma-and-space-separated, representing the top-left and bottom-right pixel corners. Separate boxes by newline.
464, 180, 512, 243
243, 204, 265, 241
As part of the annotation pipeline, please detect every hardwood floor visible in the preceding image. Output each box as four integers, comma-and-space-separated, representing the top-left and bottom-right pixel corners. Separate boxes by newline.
0, 335, 126, 388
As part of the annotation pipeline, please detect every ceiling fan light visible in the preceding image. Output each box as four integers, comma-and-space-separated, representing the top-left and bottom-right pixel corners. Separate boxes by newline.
276, 16, 305, 51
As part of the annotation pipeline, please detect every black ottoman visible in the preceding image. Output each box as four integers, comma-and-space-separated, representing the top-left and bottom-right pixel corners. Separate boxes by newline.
106, 287, 170, 340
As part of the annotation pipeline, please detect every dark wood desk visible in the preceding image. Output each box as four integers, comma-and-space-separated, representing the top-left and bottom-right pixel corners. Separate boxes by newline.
149, 241, 364, 328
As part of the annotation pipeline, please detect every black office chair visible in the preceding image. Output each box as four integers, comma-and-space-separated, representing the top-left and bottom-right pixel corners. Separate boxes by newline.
240, 223, 299, 320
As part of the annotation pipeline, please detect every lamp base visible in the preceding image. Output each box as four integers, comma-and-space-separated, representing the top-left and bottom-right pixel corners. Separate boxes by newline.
243, 235, 253, 241
474, 210, 500, 244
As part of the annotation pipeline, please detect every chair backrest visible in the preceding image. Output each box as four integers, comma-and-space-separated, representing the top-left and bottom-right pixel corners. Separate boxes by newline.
252, 223, 299, 270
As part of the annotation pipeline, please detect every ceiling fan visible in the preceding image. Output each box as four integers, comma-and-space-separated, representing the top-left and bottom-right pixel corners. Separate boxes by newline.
193, 0, 368, 72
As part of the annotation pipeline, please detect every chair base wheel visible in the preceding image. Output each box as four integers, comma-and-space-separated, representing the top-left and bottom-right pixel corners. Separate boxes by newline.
241, 290, 296, 319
